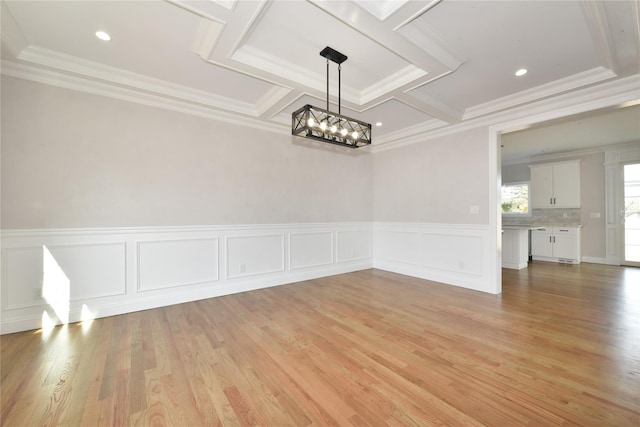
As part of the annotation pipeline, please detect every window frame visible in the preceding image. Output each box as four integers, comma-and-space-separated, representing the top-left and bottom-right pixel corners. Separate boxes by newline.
501, 181, 532, 217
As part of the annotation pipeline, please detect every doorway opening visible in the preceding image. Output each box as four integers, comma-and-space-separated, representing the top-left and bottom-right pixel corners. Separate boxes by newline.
623, 163, 640, 266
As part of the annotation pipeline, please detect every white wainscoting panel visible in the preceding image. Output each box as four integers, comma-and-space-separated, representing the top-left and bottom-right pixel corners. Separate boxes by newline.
1, 223, 372, 334
374, 230, 420, 265
422, 234, 483, 275
289, 232, 333, 270
373, 223, 493, 293
226, 234, 285, 279
3, 243, 126, 310
1, 222, 498, 333
138, 238, 218, 291
47, 243, 126, 301
4, 247, 45, 310
337, 230, 372, 262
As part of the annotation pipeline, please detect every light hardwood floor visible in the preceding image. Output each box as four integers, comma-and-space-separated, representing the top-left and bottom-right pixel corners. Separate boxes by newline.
2, 262, 639, 426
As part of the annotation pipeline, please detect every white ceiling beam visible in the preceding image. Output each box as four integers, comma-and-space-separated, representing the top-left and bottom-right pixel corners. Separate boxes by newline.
308, 0, 453, 77
580, 1, 617, 73
0, 0, 29, 57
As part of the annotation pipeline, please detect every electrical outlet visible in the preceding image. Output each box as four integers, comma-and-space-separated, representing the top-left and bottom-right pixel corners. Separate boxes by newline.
239, 263, 246, 273
469, 205, 480, 214
33, 287, 43, 300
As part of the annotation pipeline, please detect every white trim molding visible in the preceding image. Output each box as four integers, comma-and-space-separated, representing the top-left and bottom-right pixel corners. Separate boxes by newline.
373, 74, 640, 153
581, 256, 611, 265
372, 222, 496, 294
1, 222, 372, 334
2, 221, 501, 334
604, 144, 640, 266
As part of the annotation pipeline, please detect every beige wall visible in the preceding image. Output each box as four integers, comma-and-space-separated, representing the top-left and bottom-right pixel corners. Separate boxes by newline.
372, 127, 490, 224
1, 76, 373, 229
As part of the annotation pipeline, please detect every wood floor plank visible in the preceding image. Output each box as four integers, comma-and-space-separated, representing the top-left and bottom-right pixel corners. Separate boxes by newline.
2, 262, 639, 425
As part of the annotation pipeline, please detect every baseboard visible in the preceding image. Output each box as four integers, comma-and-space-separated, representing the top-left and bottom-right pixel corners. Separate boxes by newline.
373, 259, 490, 293
502, 261, 528, 270
581, 256, 616, 265
532, 256, 580, 264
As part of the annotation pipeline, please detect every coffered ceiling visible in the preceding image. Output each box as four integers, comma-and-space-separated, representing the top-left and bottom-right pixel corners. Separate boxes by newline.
2, 0, 639, 151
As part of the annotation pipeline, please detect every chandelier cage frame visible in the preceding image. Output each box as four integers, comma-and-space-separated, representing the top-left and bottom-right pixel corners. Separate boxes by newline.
291, 47, 372, 149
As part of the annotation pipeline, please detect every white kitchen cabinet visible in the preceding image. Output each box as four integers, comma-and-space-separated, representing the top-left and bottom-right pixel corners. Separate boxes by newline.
531, 227, 581, 264
530, 161, 581, 208
531, 228, 553, 257
502, 228, 529, 269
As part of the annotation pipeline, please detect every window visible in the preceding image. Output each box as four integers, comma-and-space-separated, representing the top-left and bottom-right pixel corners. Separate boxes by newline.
501, 182, 530, 215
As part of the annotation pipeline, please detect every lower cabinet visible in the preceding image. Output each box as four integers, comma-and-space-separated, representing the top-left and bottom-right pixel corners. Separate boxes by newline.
531, 227, 581, 264
502, 228, 529, 269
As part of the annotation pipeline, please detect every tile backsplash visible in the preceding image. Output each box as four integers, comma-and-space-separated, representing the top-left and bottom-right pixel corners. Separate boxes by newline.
503, 208, 581, 226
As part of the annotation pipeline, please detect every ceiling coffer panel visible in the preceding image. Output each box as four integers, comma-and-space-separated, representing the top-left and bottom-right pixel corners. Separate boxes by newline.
235, 0, 417, 103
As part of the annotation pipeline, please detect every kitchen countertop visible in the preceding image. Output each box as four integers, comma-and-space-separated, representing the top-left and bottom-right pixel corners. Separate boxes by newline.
502, 225, 545, 230
502, 224, 583, 230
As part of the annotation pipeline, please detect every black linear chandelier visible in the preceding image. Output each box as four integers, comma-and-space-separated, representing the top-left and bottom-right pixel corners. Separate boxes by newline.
292, 47, 372, 148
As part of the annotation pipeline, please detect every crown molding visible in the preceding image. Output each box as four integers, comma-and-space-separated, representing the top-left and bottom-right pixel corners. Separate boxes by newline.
17, 45, 257, 115
4, 45, 638, 157
373, 118, 447, 146
371, 113, 485, 153
394, 91, 462, 124
254, 86, 295, 117
1, 60, 287, 135
463, 66, 617, 120
371, 73, 640, 153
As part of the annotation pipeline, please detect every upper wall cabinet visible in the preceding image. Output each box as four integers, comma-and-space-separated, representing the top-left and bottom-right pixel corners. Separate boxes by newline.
529, 160, 581, 208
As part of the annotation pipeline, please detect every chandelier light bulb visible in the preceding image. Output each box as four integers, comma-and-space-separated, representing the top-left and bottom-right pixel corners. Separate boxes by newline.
330, 125, 337, 133
307, 118, 315, 127
340, 128, 348, 136
320, 121, 327, 131
351, 131, 359, 139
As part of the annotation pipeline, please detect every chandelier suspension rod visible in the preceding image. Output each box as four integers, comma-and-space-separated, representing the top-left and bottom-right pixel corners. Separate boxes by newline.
338, 64, 341, 116
326, 59, 329, 112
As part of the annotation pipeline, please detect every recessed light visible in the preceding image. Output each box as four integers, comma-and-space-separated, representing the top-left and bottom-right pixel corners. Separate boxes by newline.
515, 68, 528, 77
375, 122, 382, 127
95, 31, 111, 41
